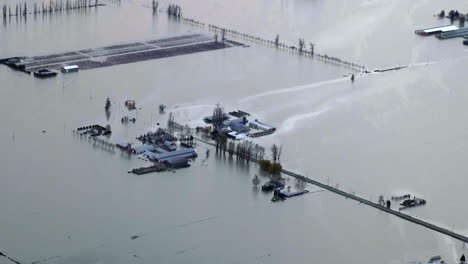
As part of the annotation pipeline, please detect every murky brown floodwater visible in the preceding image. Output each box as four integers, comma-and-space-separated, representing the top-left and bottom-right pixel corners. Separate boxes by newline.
2, 0, 468, 263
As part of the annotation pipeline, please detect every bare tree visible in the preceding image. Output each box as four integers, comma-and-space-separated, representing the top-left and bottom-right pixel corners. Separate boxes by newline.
271, 144, 279, 162
167, 112, 175, 132
298, 39, 305, 53
274, 34, 279, 47
159, 104, 166, 113
278, 145, 282, 162
212, 104, 225, 130
228, 141, 235, 157
309, 42, 314, 55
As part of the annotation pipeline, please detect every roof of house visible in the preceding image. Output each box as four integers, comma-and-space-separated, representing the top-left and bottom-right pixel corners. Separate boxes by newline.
250, 120, 275, 130
132, 144, 157, 153
63, 65, 79, 70
230, 123, 250, 132
147, 148, 196, 161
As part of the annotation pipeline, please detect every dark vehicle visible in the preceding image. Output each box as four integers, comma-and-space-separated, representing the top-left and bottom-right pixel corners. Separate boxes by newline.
261, 180, 284, 192
34, 69, 57, 78
400, 197, 426, 209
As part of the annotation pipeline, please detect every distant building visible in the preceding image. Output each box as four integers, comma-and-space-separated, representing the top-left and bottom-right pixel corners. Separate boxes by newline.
223, 116, 248, 126
203, 113, 230, 123
249, 120, 275, 131
61, 65, 79, 73
116, 142, 131, 150
163, 141, 177, 151
163, 158, 190, 169
223, 116, 249, 133
145, 148, 197, 162
230, 122, 250, 133
229, 110, 250, 118
227, 131, 246, 140
131, 144, 157, 154
415, 25, 458, 36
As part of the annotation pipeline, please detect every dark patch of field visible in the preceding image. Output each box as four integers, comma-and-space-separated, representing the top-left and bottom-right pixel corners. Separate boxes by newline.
224, 39, 245, 47
21, 53, 88, 68
155, 36, 212, 48
81, 45, 156, 58
2, 34, 244, 73
147, 34, 203, 45
104, 41, 229, 66
73, 41, 230, 70
31, 51, 78, 61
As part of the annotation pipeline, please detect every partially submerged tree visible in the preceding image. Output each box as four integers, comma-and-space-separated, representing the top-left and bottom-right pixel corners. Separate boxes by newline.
159, 104, 166, 113
227, 141, 236, 157
259, 159, 282, 174
152, 0, 158, 12
167, 112, 175, 128
298, 38, 305, 53
212, 104, 225, 130
309, 42, 315, 55
271, 144, 279, 162
438, 9, 445, 18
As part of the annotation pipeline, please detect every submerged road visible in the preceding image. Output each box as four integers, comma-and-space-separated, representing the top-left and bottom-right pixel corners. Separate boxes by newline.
193, 136, 468, 244
280, 170, 468, 244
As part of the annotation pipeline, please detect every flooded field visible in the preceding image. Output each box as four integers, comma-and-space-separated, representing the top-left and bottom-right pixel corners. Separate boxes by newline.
2, 0, 468, 263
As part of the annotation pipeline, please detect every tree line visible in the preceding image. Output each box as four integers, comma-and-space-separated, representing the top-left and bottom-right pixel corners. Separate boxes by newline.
167, 4, 181, 18
214, 135, 266, 162
2, 0, 103, 19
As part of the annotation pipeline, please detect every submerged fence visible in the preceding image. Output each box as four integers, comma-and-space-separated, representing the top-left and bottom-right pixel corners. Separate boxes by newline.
177, 14, 367, 71
2, 0, 105, 21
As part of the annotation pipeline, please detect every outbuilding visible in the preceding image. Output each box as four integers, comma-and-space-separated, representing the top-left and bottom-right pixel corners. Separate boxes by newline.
61, 65, 79, 73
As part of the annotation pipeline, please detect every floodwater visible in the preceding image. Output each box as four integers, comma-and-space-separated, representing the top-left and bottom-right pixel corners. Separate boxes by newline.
1, 0, 468, 263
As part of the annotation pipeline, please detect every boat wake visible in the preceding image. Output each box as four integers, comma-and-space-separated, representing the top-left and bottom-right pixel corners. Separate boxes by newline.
239, 77, 350, 104
279, 105, 332, 134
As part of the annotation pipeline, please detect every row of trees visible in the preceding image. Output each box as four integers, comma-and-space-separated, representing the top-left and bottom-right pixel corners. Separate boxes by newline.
166, 16, 364, 70
212, 104, 225, 130
2, 0, 100, 18
206, 24, 364, 70
215, 135, 266, 162
259, 160, 282, 174
167, 112, 175, 129
166, 112, 185, 134
438, 10, 467, 25
167, 4, 181, 18
152, 0, 158, 13
270, 143, 282, 163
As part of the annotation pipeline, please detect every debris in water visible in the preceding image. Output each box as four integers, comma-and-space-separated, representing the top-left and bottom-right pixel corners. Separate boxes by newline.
105, 97, 111, 111
125, 100, 136, 110
131, 234, 147, 240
